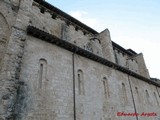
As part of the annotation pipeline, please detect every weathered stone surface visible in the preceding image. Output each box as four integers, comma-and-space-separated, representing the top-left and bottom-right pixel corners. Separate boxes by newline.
135, 53, 150, 78
0, 0, 159, 120
99, 29, 116, 62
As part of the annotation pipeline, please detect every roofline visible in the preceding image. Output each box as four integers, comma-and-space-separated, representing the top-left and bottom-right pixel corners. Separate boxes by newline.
33, 0, 98, 34
27, 26, 160, 88
112, 41, 137, 56
33, 0, 137, 56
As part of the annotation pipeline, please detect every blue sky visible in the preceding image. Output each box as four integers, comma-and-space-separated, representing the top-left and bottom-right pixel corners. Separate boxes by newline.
46, 0, 160, 79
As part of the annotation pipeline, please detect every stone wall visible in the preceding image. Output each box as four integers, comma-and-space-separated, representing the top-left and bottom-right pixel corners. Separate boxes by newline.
30, 1, 104, 57
0, 0, 31, 119
0, 0, 159, 120
15, 37, 74, 120
113, 48, 150, 78
16, 35, 160, 120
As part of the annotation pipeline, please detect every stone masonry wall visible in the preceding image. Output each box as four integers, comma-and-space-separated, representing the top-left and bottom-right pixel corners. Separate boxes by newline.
17, 36, 160, 120
15, 37, 74, 120
0, 0, 32, 119
0, 0, 159, 120
30, 1, 103, 57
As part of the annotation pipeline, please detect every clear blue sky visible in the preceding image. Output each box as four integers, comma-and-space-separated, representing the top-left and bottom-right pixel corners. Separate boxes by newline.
46, 0, 160, 79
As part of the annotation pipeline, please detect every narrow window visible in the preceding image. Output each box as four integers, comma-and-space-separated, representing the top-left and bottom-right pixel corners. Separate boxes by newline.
77, 70, 84, 95
145, 90, 150, 104
135, 87, 141, 102
135, 87, 138, 94
122, 83, 128, 105
154, 92, 159, 106
78, 73, 81, 94
39, 63, 43, 88
103, 77, 109, 98
39, 59, 47, 88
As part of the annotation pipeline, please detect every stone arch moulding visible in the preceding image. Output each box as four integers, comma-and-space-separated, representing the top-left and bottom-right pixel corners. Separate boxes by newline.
39, 58, 47, 88
102, 76, 110, 98
77, 69, 85, 95
0, 12, 10, 70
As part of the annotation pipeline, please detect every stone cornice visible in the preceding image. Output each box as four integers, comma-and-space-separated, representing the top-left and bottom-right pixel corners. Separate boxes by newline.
27, 26, 160, 87
112, 42, 137, 56
33, 0, 136, 56
33, 0, 98, 34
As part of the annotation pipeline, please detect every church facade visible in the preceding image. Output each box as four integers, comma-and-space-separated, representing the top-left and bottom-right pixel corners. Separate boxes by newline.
0, 0, 159, 120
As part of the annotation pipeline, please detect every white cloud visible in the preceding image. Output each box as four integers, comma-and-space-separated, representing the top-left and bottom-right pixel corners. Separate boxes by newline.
69, 10, 160, 79
69, 10, 106, 32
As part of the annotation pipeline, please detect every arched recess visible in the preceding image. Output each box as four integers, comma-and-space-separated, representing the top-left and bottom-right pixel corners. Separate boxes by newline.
102, 77, 110, 98
39, 58, 47, 88
135, 87, 141, 102
77, 69, 85, 95
153, 92, 159, 106
0, 12, 10, 70
121, 83, 128, 105
145, 90, 151, 105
